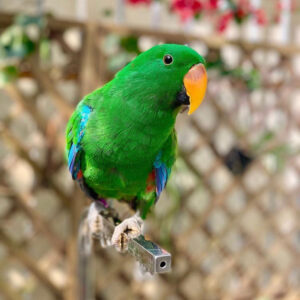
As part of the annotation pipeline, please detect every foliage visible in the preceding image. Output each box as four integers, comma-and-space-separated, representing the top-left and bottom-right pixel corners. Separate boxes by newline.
0, 15, 49, 87
120, 36, 141, 54
0, 65, 18, 86
0, 26, 35, 60
125, 0, 299, 32
171, 0, 268, 31
126, 0, 269, 32
252, 131, 293, 172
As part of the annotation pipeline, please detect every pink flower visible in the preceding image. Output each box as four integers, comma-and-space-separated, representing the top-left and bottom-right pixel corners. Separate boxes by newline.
234, 0, 251, 23
171, 0, 203, 22
236, 7, 247, 19
237, 0, 251, 11
254, 9, 267, 25
127, 0, 151, 5
274, 0, 282, 23
207, 0, 218, 10
217, 11, 233, 32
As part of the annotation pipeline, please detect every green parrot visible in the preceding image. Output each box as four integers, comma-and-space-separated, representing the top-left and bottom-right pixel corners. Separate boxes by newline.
66, 44, 207, 250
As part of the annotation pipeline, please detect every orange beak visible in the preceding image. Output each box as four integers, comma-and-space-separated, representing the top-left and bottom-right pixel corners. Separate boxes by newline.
183, 63, 207, 115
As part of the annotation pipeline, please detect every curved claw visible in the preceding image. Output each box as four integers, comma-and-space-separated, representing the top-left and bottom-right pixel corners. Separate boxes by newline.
87, 202, 112, 248
111, 214, 144, 252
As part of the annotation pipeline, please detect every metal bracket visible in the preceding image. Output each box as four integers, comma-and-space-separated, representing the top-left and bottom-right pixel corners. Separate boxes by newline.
94, 201, 172, 275
128, 235, 171, 274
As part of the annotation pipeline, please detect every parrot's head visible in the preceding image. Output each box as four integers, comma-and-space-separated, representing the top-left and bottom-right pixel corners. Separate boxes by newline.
115, 43, 207, 116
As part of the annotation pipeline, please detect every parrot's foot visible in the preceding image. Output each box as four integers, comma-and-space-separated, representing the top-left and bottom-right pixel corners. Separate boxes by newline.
111, 214, 144, 253
87, 202, 112, 248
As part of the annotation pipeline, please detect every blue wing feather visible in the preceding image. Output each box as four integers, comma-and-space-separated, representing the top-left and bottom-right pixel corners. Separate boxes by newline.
154, 151, 171, 200
67, 104, 92, 179
68, 144, 76, 172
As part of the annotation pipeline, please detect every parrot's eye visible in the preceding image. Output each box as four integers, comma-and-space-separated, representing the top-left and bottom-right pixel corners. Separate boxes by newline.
163, 54, 173, 65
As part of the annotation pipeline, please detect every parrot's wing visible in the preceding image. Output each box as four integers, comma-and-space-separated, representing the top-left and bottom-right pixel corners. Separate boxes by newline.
153, 151, 171, 202
66, 104, 92, 180
140, 152, 171, 219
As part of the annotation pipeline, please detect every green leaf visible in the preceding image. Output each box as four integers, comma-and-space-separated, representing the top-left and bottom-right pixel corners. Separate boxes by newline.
252, 131, 275, 152
0, 25, 35, 60
39, 38, 51, 61
270, 145, 290, 171
245, 69, 261, 90
120, 36, 140, 54
0, 65, 18, 87
15, 15, 44, 28
194, 12, 202, 20
102, 8, 113, 17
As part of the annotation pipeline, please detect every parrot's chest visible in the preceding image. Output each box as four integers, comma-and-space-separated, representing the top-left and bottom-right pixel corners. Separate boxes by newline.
82, 110, 175, 197
83, 156, 154, 198
83, 139, 156, 190
89, 122, 165, 164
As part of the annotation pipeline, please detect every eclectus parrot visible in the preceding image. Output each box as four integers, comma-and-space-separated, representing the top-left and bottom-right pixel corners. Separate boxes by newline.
66, 44, 207, 251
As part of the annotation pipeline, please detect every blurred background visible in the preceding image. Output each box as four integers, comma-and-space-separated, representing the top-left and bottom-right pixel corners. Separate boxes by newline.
0, 0, 299, 299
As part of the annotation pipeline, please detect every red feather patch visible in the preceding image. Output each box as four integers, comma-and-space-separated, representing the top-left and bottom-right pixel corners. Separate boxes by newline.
76, 170, 83, 180
146, 170, 156, 193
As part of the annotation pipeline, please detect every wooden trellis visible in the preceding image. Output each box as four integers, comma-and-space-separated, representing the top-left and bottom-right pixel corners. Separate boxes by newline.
0, 12, 299, 300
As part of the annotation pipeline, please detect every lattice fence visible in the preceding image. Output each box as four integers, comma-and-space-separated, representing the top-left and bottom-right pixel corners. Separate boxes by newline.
0, 13, 299, 300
